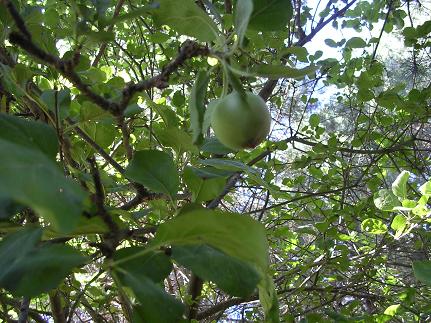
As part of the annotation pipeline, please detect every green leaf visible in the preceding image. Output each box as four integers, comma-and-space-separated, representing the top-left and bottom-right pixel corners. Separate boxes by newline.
106, 3, 159, 27
374, 189, 400, 211
172, 244, 260, 297
391, 214, 407, 232
189, 71, 209, 145
123, 274, 184, 323
248, 0, 293, 31
0, 113, 58, 159
391, 171, 410, 199
8, 244, 87, 297
125, 150, 179, 200
151, 0, 219, 42
345, 37, 367, 48
361, 218, 387, 235
309, 114, 320, 128
324, 38, 338, 47
0, 139, 87, 232
234, 0, 253, 46
113, 247, 172, 283
0, 228, 87, 296
250, 64, 317, 79
0, 227, 42, 283
420, 180, 431, 196
184, 167, 226, 202
153, 207, 269, 271
199, 158, 271, 191
202, 99, 218, 135
40, 89, 71, 121
155, 127, 198, 153
384, 304, 401, 316
200, 137, 235, 154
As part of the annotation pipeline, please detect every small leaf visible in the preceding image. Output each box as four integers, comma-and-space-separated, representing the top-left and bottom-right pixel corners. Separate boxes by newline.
391, 214, 407, 232
309, 114, 320, 128
392, 171, 410, 199
250, 64, 317, 79
125, 150, 179, 200
345, 37, 367, 48
189, 71, 209, 145
374, 189, 400, 211
361, 218, 387, 235
172, 244, 261, 297
413, 260, 431, 285
234, 0, 253, 46
106, 3, 159, 26
324, 38, 338, 47
248, 0, 293, 31
151, 0, 219, 42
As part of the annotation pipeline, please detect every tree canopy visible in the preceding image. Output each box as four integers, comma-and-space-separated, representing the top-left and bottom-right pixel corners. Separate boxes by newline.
0, 0, 431, 322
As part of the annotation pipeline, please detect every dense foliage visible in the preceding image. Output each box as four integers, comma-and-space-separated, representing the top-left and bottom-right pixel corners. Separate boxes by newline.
0, 0, 431, 322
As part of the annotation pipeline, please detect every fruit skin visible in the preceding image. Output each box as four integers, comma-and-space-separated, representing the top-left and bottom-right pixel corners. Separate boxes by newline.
210, 91, 271, 150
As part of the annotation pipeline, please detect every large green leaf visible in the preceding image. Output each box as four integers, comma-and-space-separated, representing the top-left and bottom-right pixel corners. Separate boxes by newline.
0, 113, 58, 159
0, 139, 87, 232
0, 228, 87, 297
125, 150, 179, 200
189, 71, 209, 145
152, 207, 268, 270
248, 0, 293, 31
172, 244, 261, 297
151, 0, 219, 42
0, 227, 42, 284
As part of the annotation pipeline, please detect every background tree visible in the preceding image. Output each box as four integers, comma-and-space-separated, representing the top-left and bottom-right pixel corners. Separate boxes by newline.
0, 0, 431, 322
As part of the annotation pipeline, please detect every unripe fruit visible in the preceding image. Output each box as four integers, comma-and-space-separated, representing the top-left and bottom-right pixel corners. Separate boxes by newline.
210, 91, 271, 150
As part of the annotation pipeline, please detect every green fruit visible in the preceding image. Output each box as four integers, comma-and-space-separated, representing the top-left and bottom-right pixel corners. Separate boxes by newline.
210, 91, 271, 150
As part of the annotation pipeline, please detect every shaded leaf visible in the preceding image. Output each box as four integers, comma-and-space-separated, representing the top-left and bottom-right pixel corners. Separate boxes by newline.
413, 260, 431, 285
125, 150, 179, 200
0, 139, 87, 232
248, 0, 293, 31
173, 244, 260, 297
113, 247, 172, 283
153, 207, 268, 270
0, 113, 58, 159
